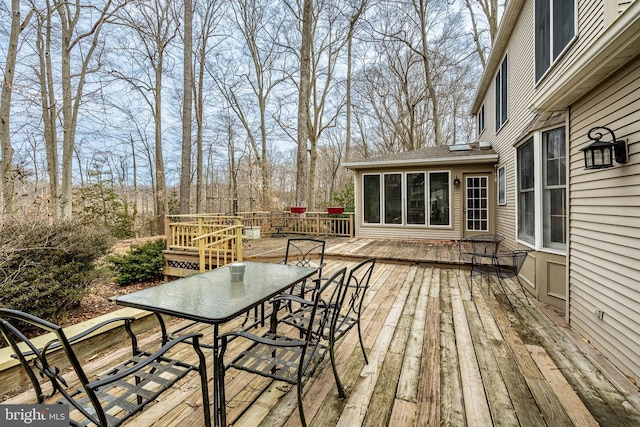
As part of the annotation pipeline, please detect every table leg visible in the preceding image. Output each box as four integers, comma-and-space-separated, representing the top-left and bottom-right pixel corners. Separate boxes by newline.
213, 324, 226, 427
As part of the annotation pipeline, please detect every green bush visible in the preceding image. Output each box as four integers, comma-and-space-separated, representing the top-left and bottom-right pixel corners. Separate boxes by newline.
0, 221, 113, 325
106, 239, 166, 286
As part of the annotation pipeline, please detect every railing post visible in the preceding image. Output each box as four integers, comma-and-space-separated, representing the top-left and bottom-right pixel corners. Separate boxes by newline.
235, 218, 243, 261
198, 216, 206, 272
349, 213, 354, 237
315, 213, 320, 236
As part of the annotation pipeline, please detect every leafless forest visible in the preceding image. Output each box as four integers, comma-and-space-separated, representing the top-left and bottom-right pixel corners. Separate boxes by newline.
0, 0, 500, 235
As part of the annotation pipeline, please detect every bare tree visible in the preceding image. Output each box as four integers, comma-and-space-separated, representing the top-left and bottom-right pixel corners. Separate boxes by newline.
227, 0, 288, 210
1, 0, 32, 221
180, 0, 193, 214
30, 0, 129, 220
344, 0, 369, 162
193, 0, 223, 213
464, 0, 500, 68
110, 0, 179, 233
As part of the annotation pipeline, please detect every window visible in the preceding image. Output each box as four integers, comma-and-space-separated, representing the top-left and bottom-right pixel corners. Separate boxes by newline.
362, 171, 452, 227
498, 165, 506, 205
384, 174, 402, 224
407, 173, 426, 225
535, 0, 576, 81
543, 128, 566, 250
429, 172, 450, 226
517, 139, 535, 245
495, 55, 508, 131
477, 104, 485, 136
516, 128, 566, 251
363, 174, 381, 224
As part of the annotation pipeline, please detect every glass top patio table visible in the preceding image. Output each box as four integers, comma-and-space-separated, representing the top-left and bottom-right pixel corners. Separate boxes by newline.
115, 261, 317, 427
116, 261, 317, 323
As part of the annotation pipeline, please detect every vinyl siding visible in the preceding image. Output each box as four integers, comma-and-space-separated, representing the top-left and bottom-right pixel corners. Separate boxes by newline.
569, 54, 640, 381
482, 0, 537, 249
351, 166, 490, 241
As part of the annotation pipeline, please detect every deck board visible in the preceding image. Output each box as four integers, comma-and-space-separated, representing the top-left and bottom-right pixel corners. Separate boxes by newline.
5, 237, 640, 426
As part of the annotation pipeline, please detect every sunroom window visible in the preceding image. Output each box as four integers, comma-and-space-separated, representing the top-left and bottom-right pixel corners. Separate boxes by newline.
362, 172, 451, 227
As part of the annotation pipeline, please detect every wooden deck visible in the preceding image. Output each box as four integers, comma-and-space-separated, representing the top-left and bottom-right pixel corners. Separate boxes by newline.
5, 238, 640, 426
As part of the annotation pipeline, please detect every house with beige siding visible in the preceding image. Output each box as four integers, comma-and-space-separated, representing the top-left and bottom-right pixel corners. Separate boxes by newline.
468, 0, 640, 385
342, 144, 499, 241
344, 0, 640, 386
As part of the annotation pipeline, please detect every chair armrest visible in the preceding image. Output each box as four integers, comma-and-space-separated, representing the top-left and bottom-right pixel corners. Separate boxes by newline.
218, 330, 305, 348
16, 317, 136, 358
65, 317, 136, 345
87, 333, 205, 389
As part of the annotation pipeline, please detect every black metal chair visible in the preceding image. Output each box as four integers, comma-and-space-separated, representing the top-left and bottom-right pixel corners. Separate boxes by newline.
0, 309, 211, 427
473, 249, 533, 310
280, 238, 326, 288
218, 267, 348, 427
281, 258, 376, 367
458, 233, 505, 279
276, 258, 376, 407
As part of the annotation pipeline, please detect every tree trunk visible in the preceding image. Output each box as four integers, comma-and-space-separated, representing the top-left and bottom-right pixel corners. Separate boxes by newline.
155, 61, 166, 233
296, 0, 313, 207
180, 0, 193, 214
0, 0, 30, 221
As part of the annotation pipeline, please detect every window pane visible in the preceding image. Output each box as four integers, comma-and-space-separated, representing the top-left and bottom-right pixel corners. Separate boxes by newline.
553, 0, 575, 59
495, 73, 501, 130
429, 172, 450, 226
363, 175, 380, 224
407, 173, 426, 225
501, 56, 508, 124
544, 188, 566, 249
465, 175, 488, 231
498, 166, 506, 205
517, 139, 535, 244
535, 0, 551, 81
384, 174, 402, 224
543, 128, 566, 250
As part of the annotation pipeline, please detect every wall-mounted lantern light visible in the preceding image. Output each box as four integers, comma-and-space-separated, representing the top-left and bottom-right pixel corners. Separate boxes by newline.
581, 126, 628, 169
453, 176, 461, 186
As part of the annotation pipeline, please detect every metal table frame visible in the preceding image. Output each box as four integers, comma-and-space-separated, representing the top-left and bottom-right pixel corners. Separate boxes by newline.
116, 261, 317, 427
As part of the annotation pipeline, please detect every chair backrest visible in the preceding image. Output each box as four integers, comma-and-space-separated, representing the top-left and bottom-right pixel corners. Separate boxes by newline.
284, 238, 326, 275
459, 234, 504, 258
301, 267, 347, 366
494, 250, 532, 276
0, 309, 95, 407
336, 258, 376, 332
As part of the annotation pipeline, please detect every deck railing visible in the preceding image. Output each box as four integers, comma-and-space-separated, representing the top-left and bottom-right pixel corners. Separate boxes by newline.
165, 211, 353, 275
238, 211, 354, 237
166, 215, 243, 273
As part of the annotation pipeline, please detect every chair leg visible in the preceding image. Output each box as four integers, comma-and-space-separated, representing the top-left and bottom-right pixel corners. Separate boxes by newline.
516, 277, 531, 305
357, 318, 368, 365
329, 338, 346, 398
496, 276, 516, 311
297, 382, 307, 427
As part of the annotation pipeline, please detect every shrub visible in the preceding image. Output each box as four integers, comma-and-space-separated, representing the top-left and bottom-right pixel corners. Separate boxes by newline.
0, 221, 113, 325
106, 239, 166, 286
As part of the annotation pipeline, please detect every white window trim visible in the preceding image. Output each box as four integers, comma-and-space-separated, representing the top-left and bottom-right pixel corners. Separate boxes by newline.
478, 103, 485, 136
498, 165, 506, 206
534, 0, 578, 84
361, 173, 381, 226
515, 127, 567, 255
495, 53, 508, 133
465, 174, 491, 233
382, 172, 404, 226
406, 171, 428, 227
428, 170, 452, 228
